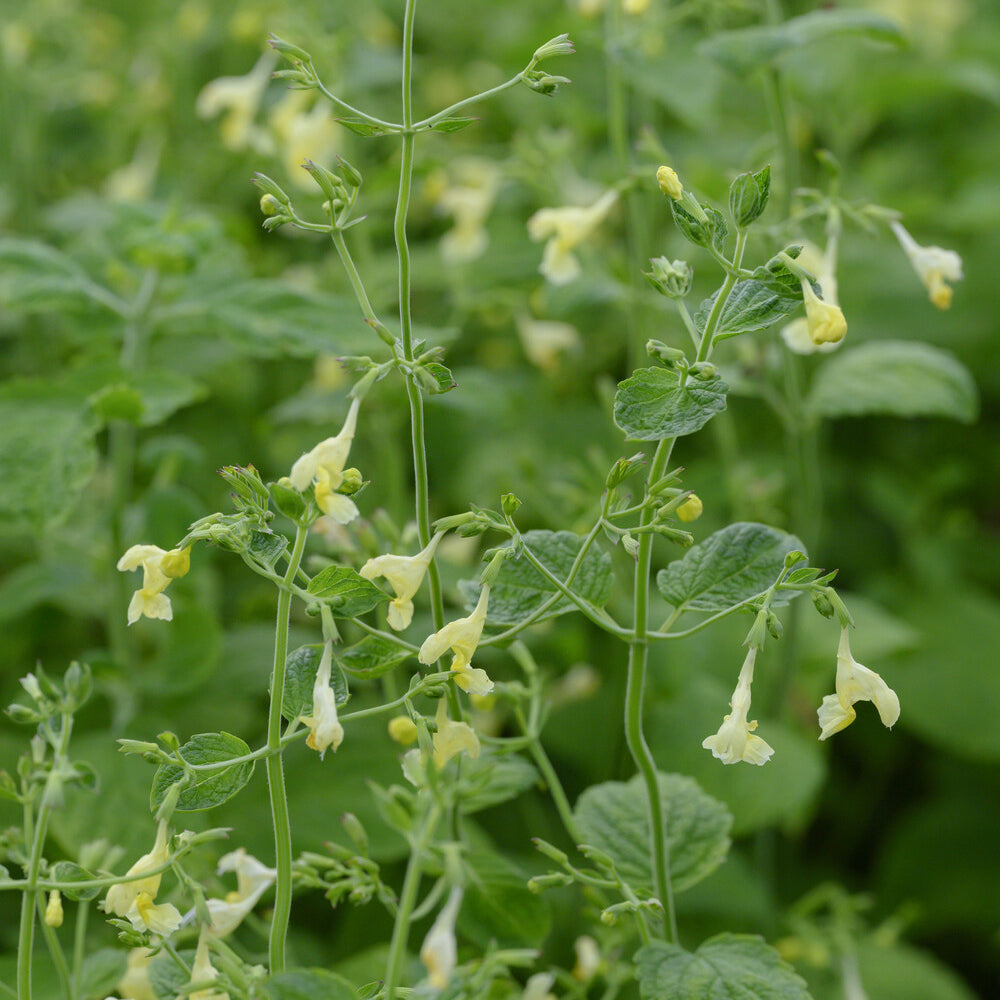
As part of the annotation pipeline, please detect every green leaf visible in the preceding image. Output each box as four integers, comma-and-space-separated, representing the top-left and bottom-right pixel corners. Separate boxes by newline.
729, 165, 771, 228
614, 367, 729, 441
657, 522, 806, 612
50, 861, 101, 901
573, 773, 732, 894
635, 934, 811, 1000
457, 753, 539, 814
248, 530, 289, 569
307, 565, 388, 617
671, 201, 728, 253
79, 949, 128, 1000
420, 361, 458, 393
337, 118, 397, 137
148, 949, 195, 1000
150, 732, 255, 811
263, 969, 358, 1000
806, 341, 978, 422
462, 847, 551, 948
339, 634, 414, 678
700, 9, 905, 76
0, 237, 113, 314
423, 116, 478, 133
459, 529, 614, 625
695, 279, 801, 340
281, 644, 350, 724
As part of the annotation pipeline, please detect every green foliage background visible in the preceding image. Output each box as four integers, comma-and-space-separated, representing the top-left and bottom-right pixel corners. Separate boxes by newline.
1, 0, 998, 996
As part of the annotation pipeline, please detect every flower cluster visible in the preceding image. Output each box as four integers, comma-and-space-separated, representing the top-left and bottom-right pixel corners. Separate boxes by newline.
103, 821, 182, 936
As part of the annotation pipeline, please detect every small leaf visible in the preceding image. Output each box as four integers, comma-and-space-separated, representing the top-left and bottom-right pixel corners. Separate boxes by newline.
695, 279, 801, 340
806, 341, 978, 422
424, 116, 478, 133
281, 644, 349, 724
657, 522, 806, 612
339, 634, 414, 678
248, 531, 289, 569
573, 773, 732, 894
614, 367, 729, 441
457, 753, 539, 814
150, 732, 254, 811
337, 118, 396, 137
635, 934, 811, 1000
307, 566, 387, 617
50, 861, 101, 901
728, 165, 771, 228
420, 361, 458, 394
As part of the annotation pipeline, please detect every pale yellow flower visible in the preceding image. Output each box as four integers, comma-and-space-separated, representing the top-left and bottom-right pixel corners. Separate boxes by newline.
200, 849, 277, 937
780, 242, 842, 355
195, 53, 274, 153
573, 934, 602, 981
431, 700, 481, 768
676, 494, 703, 522
890, 220, 963, 310
801, 279, 847, 346
360, 533, 443, 630
268, 90, 339, 190
289, 398, 361, 523
420, 887, 463, 989
656, 165, 683, 200
527, 190, 618, 285
523, 973, 557, 1000
299, 642, 344, 758
45, 890, 63, 927
516, 317, 580, 372
817, 628, 900, 740
437, 158, 503, 263
388, 715, 419, 745
117, 545, 191, 624
103, 821, 182, 936
702, 648, 774, 765
418, 586, 494, 695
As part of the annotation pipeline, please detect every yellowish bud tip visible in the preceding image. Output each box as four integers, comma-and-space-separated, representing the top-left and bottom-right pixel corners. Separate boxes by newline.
159, 546, 191, 579
260, 194, 281, 216
45, 890, 64, 928
388, 715, 419, 745
676, 494, 703, 522
656, 165, 683, 201
929, 275, 953, 309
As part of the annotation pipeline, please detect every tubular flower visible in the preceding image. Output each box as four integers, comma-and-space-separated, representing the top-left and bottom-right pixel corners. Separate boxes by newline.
359, 533, 443, 630
289, 397, 361, 523
299, 641, 344, 758
103, 821, 183, 936
431, 699, 481, 768
195, 53, 274, 153
516, 316, 580, 373
420, 886, 463, 989
418, 586, 494, 695
435, 157, 503, 263
527, 190, 618, 285
890, 220, 963, 309
801, 278, 847, 346
781, 242, 843, 355
117, 544, 191, 625
817, 628, 900, 740
189, 929, 229, 1000
702, 648, 774, 766
201, 849, 277, 937
117, 948, 156, 1000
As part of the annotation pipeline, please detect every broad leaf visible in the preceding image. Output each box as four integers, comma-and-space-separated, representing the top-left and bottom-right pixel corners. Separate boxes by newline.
263, 969, 357, 1000
0, 238, 112, 314
657, 522, 806, 612
281, 644, 350, 723
695, 279, 801, 340
457, 753, 539, 814
150, 732, 255, 811
307, 566, 387, 617
806, 341, 977, 422
339, 634, 414, 678
462, 848, 551, 948
635, 934, 811, 1000
148, 948, 195, 1000
614, 367, 728, 440
573, 773, 732, 894
50, 861, 101, 901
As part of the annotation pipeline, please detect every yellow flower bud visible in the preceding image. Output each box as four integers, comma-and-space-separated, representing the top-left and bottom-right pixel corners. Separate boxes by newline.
656, 165, 683, 201
676, 494, 703, 522
259, 193, 282, 216
388, 715, 419, 745
45, 890, 64, 927
159, 546, 191, 579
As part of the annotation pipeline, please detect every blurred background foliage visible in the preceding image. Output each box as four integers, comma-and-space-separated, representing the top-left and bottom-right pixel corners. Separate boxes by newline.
0, 0, 998, 996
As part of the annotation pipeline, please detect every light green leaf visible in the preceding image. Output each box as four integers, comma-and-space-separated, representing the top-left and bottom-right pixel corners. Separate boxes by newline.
337, 118, 397, 137
459, 529, 614, 625
307, 565, 387, 617
423, 116, 478, 133
148, 949, 195, 1000
339, 634, 414, 678
657, 522, 806, 612
0, 237, 113, 314
263, 969, 357, 1000
419, 360, 458, 393
635, 934, 811, 1000
573, 773, 732, 894
80, 949, 128, 1000
50, 861, 102, 901
457, 753, 539, 814
806, 341, 978, 422
614, 367, 729, 441
695, 280, 801, 340
700, 9, 905, 76
150, 732, 255, 811
281, 644, 350, 724
462, 847, 552, 948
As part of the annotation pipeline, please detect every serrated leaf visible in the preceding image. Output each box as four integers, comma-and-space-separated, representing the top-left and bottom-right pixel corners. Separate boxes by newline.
458, 529, 614, 625
462, 848, 551, 948
573, 773, 732, 894
457, 753, 539, 814
657, 523, 806, 613
339, 634, 413, 678
614, 367, 729, 440
263, 968, 358, 1000
337, 118, 396, 137
635, 934, 811, 1000
424, 116, 478, 133
307, 565, 387, 617
695, 279, 801, 340
248, 531, 289, 569
281, 644, 349, 723
700, 9, 905, 76
806, 341, 978, 422
150, 732, 254, 811
50, 861, 101, 901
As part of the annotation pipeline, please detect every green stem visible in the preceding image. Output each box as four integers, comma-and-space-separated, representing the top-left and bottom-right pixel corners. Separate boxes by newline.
521, 716, 581, 843
762, 0, 796, 218
35, 896, 71, 1000
315, 81, 401, 131
414, 73, 524, 129
265, 523, 309, 974
71, 902, 88, 1000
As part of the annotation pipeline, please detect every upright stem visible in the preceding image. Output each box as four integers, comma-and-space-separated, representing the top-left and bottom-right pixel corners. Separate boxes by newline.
266, 523, 309, 973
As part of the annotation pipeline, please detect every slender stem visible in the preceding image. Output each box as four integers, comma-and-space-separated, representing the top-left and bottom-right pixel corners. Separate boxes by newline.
414, 74, 524, 130
315, 81, 401, 131
696, 230, 748, 363
518, 713, 581, 843
265, 523, 309, 974
762, 0, 796, 217
71, 902, 88, 1000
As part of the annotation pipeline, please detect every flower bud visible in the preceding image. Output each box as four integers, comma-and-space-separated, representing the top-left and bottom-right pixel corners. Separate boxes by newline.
45, 891, 63, 928
259, 194, 282, 216
501, 493, 522, 518
657, 165, 684, 201
676, 494, 703, 522
388, 716, 419, 745
646, 339, 686, 363
339, 468, 364, 495
533, 33, 575, 62
644, 257, 693, 299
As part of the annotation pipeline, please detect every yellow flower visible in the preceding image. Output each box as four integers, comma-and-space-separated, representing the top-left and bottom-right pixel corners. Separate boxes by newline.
522, 973, 557, 1000
420, 887, 463, 989
418, 586, 494, 695
360, 533, 443, 630
780, 243, 843, 355
289, 398, 362, 523
268, 90, 339, 190
299, 642, 344, 758
118, 948, 156, 1000
890, 220, 963, 310
801, 279, 847, 346
200, 849, 277, 937
572, 935, 602, 981
117, 544, 192, 625
388, 715, 419, 745
817, 628, 900, 740
527, 190, 618, 285
516, 317, 580, 373
103, 821, 182, 936
656, 165, 683, 200
45, 890, 63, 928
436, 158, 503, 263
431, 700, 481, 768
676, 494, 703, 522
189, 929, 229, 1000
195, 54, 274, 153
702, 648, 774, 765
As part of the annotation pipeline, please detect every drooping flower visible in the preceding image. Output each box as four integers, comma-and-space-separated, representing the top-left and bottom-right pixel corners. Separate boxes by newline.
188, 929, 229, 1000
359, 533, 443, 631
890, 220, 963, 310
434, 158, 503, 263
780, 242, 843, 355
420, 886, 463, 989
431, 699, 480, 768
801, 278, 847, 347
289, 398, 361, 523
117, 545, 192, 625
299, 642, 345, 758
117, 948, 156, 1000
195, 53, 274, 153
418, 586, 494, 695
200, 849, 277, 938
522, 973, 557, 1000
702, 647, 774, 765
527, 190, 618, 285
573, 934, 602, 981
103, 821, 182, 936
817, 628, 900, 740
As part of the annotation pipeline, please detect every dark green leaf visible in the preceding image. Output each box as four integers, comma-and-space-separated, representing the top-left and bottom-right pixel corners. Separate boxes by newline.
614, 367, 729, 440
248, 531, 289, 569
150, 732, 254, 811
281, 644, 349, 724
80, 949, 128, 999
307, 565, 387, 617
695, 280, 801, 340
339, 634, 414, 678
264, 968, 358, 1000
50, 861, 101, 901
462, 848, 551, 948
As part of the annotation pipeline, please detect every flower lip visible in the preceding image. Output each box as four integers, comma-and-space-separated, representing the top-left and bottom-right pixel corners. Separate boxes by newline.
702, 647, 774, 766
817, 628, 899, 740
